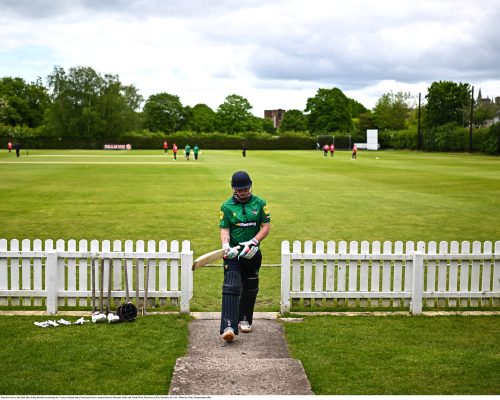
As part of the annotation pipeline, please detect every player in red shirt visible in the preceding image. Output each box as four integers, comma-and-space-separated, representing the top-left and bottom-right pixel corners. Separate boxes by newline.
330, 143, 335, 157
173, 143, 178, 160
322, 144, 329, 157
352, 144, 357, 159
7, 141, 12, 154
163, 140, 168, 154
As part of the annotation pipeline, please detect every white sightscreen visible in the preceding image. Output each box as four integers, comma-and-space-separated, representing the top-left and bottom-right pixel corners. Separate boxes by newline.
367, 129, 379, 150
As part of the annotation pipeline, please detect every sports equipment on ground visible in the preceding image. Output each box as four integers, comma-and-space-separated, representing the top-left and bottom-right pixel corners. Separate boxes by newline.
135, 260, 140, 313
92, 311, 107, 323
117, 260, 137, 322
107, 260, 112, 313
239, 320, 252, 333
107, 312, 120, 323
91, 258, 97, 312
222, 327, 235, 341
99, 259, 105, 313
143, 260, 149, 315
192, 248, 226, 271
117, 302, 137, 321
123, 261, 131, 304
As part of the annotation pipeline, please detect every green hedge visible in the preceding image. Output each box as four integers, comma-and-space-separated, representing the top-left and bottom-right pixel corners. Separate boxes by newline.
378, 123, 499, 154
472, 124, 500, 154
1, 123, 498, 154
379, 129, 418, 150
116, 131, 319, 150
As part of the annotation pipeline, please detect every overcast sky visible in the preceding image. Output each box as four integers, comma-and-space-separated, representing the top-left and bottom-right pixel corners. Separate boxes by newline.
1, 0, 500, 116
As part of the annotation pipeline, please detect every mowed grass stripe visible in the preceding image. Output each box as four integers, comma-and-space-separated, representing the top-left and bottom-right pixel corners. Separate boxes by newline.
0, 149, 499, 263
0, 161, 199, 164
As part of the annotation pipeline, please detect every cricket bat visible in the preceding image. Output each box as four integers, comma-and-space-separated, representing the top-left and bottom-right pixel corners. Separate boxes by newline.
192, 248, 232, 271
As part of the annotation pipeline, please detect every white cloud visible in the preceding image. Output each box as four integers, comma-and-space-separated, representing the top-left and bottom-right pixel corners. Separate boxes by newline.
1, 0, 499, 115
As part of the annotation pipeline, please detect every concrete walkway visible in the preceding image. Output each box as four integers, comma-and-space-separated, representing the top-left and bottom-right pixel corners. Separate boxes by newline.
168, 313, 313, 395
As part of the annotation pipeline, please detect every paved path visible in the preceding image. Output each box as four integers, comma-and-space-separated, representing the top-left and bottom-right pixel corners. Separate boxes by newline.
168, 314, 313, 395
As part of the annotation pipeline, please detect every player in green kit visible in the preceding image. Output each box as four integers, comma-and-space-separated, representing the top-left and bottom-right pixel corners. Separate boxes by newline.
219, 171, 271, 341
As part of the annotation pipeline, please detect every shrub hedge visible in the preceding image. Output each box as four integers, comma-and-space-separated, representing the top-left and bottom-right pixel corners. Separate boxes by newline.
1, 123, 498, 154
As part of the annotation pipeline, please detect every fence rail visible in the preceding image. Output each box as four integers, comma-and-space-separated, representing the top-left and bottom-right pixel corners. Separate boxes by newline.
281, 240, 500, 314
0, 239, 193, 314
2, 238, 499, 316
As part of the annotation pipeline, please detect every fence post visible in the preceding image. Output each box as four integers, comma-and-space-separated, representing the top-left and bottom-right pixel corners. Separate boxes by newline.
45, 251, 58, 315
180, 240, 192, 314
281, 241, 291, 313
410, 252, 424, 315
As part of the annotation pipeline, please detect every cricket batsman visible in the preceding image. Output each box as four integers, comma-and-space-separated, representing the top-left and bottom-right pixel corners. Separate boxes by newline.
219, 171, 271, 341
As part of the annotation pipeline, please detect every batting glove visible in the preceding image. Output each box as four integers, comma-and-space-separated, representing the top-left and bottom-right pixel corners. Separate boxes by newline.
238, 238, 259, 259
223, 243, 240, 259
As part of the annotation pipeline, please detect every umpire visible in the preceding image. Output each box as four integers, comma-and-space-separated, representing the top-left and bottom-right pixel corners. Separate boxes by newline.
219, 171, 271, 341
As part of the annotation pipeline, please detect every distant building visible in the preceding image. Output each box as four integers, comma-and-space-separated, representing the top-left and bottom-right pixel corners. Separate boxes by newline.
476, 89, 500, 127
477, 89, 500, 106
264, 109, 286, 129
477, 89, 491, 105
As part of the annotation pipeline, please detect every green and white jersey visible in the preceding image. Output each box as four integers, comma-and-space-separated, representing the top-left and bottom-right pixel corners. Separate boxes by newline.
219, 195, 270, 247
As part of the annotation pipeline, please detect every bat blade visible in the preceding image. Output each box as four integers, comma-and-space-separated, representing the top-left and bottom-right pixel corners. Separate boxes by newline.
192, 248, 225, 271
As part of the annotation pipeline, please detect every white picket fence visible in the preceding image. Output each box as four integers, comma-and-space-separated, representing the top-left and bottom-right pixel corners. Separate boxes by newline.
0, 239, 193, 314
281, 240, 500, 314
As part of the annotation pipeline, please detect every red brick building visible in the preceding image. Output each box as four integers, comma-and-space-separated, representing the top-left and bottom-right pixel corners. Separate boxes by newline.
264, 109, 286, 129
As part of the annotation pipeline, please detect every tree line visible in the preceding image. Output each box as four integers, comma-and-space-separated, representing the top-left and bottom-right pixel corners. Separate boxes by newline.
1, 65, 499, 153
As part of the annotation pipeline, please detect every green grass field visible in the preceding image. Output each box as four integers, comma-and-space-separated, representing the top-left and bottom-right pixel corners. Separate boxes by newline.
285, 315, 500, 395
1, 149, 499, 261
1, 148, 499, 395
0, 314, 190, 395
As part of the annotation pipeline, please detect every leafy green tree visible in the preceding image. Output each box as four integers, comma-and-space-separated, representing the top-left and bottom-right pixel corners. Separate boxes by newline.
0, 96, 7, 123
349, 98, 368, 118
472, 102, 497, 128
185, 103, 217, 132
373, 91, 412, 130
143, 93, 185, 133
279, 109, 308, 132
261, 117, 276, 134
94, 77, 143, 137
216, 94, 256, 134
425, 81, 471, 127
305, 88, 353, 133
354, 111, 376, 136
0, 77, 49, 127
46, 66, 100, 140
46, 66, 142, 143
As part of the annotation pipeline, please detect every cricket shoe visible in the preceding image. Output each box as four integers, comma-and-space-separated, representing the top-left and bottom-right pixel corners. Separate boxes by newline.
221, 327, 235, 341
238, 320, 252, 333
92, 312, 107, 323
107, 313, 120, 324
